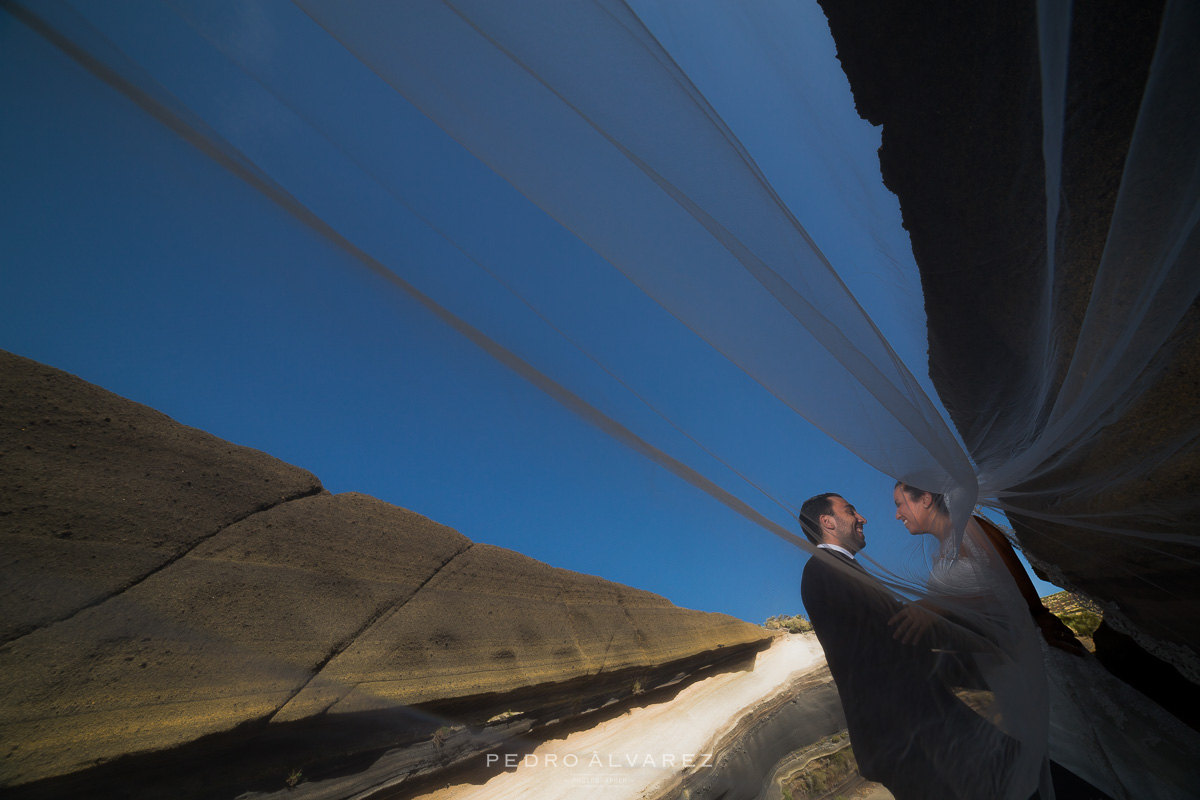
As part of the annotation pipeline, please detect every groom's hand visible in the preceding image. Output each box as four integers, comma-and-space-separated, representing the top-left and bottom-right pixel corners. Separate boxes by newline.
888, 602, 939, 645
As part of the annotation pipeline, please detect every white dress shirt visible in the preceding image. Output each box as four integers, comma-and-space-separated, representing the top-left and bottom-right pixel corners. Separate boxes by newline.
817, 543, 857, 560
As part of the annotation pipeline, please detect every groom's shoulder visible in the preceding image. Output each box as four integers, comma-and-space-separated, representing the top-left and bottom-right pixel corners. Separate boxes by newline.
801, 550, 868, 631
802, 548, 850, 593
801, 549, 826, 581
804, 547, 852, 572
803, 547, 836, 570
803, 549, 877, 602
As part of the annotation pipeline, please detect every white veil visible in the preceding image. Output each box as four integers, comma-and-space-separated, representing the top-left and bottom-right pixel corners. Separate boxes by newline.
4, 0, 1198, 798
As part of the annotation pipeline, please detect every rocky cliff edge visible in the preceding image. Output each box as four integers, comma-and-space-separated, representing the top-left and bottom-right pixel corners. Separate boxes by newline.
0, 350, 769, 795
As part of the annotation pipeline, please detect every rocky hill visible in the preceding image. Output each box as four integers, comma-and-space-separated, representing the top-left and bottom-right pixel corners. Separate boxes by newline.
816, 0, 1199, 687
1041, 591, 1102, 652
0, 349, 770, 797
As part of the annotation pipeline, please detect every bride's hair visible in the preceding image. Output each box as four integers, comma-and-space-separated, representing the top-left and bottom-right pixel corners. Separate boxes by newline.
895, 481, 949, 516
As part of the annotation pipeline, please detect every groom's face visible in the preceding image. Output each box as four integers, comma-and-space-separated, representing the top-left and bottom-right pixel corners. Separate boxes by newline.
826, 496, 867, 553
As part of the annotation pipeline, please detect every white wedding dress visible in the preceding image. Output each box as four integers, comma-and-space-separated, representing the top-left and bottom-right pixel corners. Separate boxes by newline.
929, 522, 1200, 799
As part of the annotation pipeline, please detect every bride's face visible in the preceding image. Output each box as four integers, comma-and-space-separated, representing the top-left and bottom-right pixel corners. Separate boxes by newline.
894, 485, 935, 535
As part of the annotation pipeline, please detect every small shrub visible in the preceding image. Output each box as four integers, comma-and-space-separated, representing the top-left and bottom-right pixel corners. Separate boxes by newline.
781, 738, 858, 799
1059, 610, 1102, 638
763, 614, 814, 634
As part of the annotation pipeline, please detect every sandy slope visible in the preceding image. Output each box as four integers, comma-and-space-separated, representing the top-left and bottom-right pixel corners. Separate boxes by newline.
410, 635, 827, 800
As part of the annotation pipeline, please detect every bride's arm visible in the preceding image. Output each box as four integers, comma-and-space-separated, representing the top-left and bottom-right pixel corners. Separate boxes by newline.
888, 597, 1002, 655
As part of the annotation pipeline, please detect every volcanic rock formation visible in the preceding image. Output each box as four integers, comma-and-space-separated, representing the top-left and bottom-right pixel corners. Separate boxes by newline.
0, 349, 770, 797
817, 0, 1200, 683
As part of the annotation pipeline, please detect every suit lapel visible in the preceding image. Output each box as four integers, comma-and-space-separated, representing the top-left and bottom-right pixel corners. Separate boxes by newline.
821, 547, 867, 573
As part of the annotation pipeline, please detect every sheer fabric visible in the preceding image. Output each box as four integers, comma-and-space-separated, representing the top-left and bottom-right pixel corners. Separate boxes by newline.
6, 0, 1199, 798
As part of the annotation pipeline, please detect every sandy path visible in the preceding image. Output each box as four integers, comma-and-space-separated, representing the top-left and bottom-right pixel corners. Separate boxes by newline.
410, 634, 827, 800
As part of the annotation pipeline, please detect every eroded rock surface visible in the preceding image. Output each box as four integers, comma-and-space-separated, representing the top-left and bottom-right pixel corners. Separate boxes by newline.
278, 542, 761, 719
402, 634, 832, 800
1, 349, 323, 642
0, 351, 770, 794
816, 0, 1200, 680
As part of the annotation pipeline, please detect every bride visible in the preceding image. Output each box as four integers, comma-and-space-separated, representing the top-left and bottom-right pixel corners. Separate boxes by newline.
890, 482, 1200, 799
881, 482, 1050, 797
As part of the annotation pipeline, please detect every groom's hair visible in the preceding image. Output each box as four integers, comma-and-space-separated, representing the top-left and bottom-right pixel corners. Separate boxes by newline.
799, 493, 841, 546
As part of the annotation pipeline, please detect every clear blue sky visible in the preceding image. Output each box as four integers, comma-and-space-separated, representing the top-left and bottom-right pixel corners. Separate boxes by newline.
0, 0, 1061, 624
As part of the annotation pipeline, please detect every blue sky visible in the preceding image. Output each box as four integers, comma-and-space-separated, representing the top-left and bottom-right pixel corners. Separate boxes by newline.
0, 1, 1061, 624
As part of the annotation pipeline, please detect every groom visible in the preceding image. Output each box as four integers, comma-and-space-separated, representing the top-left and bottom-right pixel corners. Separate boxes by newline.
799, 492, 1009, 800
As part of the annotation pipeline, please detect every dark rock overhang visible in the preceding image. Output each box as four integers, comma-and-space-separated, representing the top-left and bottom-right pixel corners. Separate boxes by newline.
816, 0, 1200, 679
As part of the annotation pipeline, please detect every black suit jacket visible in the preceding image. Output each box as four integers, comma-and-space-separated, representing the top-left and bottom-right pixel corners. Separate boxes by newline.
801, 548, 1015, 799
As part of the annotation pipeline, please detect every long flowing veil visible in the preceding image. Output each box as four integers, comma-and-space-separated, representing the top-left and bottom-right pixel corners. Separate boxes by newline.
3, 0, 1198, 798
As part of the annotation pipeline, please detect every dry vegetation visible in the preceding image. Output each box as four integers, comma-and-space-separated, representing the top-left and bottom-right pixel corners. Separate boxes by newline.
1042, 590, 1103, 642
781, 733, 860, 800
763, 614, 814, 634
